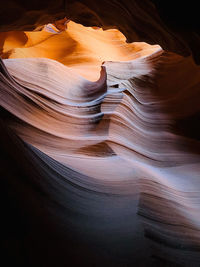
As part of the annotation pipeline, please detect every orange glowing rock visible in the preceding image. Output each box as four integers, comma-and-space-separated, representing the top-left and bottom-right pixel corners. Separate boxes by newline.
0, 20, 161, 81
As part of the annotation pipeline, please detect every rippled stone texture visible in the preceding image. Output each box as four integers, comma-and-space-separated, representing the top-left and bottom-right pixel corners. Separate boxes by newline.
1, 2, 200, 267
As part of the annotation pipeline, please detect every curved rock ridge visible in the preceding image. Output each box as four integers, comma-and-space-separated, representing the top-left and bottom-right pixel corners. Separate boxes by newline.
1, 20, 200, 266
1, 0, 200, 64
0, 20, 161, 81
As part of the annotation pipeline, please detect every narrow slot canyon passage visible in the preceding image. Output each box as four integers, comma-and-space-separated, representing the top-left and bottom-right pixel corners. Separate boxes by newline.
1, 2, 200, 266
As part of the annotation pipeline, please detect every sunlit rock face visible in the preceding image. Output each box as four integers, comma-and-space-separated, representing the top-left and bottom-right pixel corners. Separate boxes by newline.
0, 21, 161, 81
1, 0, 200, 63
1, 2, 200, 267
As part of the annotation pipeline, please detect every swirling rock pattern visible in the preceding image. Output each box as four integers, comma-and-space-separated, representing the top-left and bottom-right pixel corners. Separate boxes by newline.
1, 0, 200, 63
1, 2, 200, 267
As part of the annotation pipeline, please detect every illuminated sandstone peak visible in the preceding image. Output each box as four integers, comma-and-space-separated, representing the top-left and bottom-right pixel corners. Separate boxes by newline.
0, 20, 161, 81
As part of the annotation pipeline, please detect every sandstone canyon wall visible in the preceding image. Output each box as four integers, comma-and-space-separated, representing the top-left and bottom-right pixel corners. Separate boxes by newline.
1, 1, 200, 266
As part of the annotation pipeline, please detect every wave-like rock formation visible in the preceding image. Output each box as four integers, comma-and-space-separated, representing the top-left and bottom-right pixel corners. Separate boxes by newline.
1, 0, 200, 63
1, 2, 200, 267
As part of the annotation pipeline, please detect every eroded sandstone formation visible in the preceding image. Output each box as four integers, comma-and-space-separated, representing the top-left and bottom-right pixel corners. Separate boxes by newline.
1, 1, 200, 267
